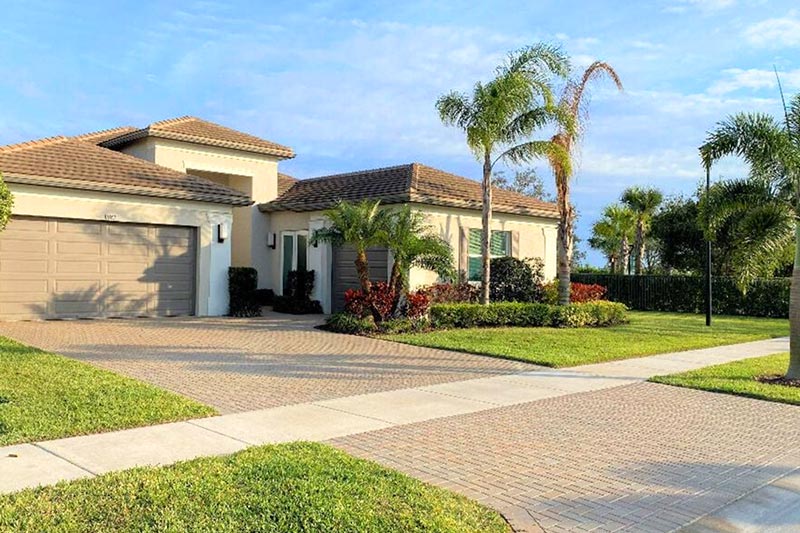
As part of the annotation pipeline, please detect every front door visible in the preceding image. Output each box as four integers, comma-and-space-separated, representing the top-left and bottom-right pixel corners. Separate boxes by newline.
281, 231, 308, 295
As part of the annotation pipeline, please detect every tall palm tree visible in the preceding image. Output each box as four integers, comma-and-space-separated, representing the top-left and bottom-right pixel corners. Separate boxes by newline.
381, 206, 454, 312
437, 43, 572, 304
0, 172, 12, 232
621, 186, 663, 275
700, 91, 800, 379
310, 199, 388, 295
550, 62, 623, 304
589, 204, 636, 274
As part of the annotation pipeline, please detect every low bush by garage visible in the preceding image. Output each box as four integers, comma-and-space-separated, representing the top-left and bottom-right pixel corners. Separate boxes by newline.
430, 301, 628, 329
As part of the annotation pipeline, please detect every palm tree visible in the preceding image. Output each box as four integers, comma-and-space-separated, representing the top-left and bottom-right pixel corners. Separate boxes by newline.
589, 204, 635, 274
0, 173, 12, 232
310, 199, 388, 295
381, 206, 454, 312
621, 186, 663, 275
549, 62, 623, 304
700, 92, 800, 379
437, 43, 572, 304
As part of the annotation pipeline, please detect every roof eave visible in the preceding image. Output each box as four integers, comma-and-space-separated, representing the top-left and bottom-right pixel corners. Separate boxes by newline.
100, 129, 296, 159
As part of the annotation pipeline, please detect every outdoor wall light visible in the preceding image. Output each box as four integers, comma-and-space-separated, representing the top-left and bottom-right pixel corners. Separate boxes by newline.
217, 224, 229, 243
267, 233, 277, 249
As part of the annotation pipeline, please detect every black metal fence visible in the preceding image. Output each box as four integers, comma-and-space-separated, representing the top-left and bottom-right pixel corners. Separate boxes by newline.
571, 273, 790, 318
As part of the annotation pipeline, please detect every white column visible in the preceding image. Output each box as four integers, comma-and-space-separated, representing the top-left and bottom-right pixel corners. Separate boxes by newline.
308, 216, 332, 313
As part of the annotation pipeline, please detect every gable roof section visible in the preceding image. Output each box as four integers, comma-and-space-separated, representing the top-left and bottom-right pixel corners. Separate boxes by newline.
0, 136, 252, 206
278, 172, 298, 195
259, 163, 558, 218
99, 116, 295, 159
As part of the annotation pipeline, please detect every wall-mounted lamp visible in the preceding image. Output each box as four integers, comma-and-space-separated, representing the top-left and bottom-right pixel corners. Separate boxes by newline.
267, 233, 277, 249
217, 224, 229, 243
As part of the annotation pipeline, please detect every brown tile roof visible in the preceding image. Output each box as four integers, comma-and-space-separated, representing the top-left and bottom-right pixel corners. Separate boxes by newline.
99, 116, 295, 159
0, 136, 252, 206
277, 172, 298, 195
259, 163, 558, 218
73, 126, 139, 144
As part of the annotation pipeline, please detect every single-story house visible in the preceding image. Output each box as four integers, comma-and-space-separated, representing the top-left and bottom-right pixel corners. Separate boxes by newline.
0, 116, 558, 320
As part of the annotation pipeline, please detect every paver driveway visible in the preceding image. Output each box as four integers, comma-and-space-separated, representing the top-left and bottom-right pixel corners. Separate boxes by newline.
331, 381, 800, 533
0, 313, 536, 413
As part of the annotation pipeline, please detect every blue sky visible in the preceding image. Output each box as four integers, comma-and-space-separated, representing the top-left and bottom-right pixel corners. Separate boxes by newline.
1, 0, 798, 265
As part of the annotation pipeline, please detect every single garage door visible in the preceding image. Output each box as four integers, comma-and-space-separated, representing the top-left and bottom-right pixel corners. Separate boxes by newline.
0, 216, 196, 320
331, 245, 389, 312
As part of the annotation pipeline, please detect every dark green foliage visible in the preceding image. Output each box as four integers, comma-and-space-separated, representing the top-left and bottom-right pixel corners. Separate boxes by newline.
228, 267, 261, 317
273, 270, 322, 315
573, 273, 789, 318
0, 442, 508, 533
489, 257, 545, 302
0, 173, 12, 232
324, 312, 377, 334
429, 301, 627, 329
254, 288, 274, 306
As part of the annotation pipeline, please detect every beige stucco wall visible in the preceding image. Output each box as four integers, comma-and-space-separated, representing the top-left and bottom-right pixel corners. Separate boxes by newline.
7, 183, 234, 316
407, 203, 559, 289
120, 138, 282, 289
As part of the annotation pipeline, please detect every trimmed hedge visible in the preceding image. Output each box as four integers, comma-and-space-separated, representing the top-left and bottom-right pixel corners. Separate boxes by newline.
429, 301, 628, 329
228, 267, 261, 318
572, 274, 789, 318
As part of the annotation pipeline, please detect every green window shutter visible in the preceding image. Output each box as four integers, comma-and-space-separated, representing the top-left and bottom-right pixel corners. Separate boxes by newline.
468, 256, 482, 281
468, 229, 481, 255
490, 231, 510, 256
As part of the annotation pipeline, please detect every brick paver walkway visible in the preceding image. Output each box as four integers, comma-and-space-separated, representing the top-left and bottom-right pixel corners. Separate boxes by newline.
0, 314, 535, 413
331, 382, 800, 533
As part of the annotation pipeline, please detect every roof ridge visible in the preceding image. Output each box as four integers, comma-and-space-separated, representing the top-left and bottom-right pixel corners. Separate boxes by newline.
300, 163, 415, 184
149, 116, 197, 129
0, 135, 70, 153
73, 126, 138, 143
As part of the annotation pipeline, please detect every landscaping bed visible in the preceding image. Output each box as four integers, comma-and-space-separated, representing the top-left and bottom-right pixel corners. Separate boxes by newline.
650, 353, 800, 406
0, 336, 215, 446
382, 312, 789, 367
0, 442, 509, 533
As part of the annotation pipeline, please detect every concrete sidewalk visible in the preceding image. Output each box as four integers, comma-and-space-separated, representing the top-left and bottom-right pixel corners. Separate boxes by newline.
1, 336, 788, 496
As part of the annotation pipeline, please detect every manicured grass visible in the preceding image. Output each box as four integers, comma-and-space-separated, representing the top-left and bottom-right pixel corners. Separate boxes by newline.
383, 311, 788, 367
650, 353, 800, 406
0, 442, 509, 533
0, 336, 215, 446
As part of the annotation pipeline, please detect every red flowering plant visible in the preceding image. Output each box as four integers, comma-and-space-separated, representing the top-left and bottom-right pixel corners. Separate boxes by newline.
405, 291, 431, 319
344, 282, 396, 322
569, 283, 607, 303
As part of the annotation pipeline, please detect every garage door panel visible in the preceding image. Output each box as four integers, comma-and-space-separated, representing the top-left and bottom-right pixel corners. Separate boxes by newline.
332, 245, 389, 312
0, 216, 196, 320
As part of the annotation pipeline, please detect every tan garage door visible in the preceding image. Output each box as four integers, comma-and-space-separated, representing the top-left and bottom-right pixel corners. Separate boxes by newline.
0, 216, 196, 320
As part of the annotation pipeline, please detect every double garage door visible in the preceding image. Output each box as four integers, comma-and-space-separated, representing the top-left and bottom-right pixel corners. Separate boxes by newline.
0, 216, 196, 320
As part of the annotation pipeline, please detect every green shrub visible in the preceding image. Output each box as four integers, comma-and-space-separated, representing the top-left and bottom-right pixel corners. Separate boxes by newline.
274, 270, 322, 315
228, 267, 261, 317
489, 257, 545, 302
324, 313, 376, 334
429, 301, 627, 329
378, 317, 429, 334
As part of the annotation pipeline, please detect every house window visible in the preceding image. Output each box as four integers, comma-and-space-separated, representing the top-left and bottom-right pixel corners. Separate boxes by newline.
281, 230, 308, 295
468, 229, 511, 281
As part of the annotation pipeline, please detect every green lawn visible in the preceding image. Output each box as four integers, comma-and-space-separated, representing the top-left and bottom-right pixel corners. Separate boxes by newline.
383, 311, 789, 367
650, 353, 800, 405
0, 442, 508, 533
0, 336, 215, 446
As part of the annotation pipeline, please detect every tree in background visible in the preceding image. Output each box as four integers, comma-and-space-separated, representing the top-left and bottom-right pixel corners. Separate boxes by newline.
589, 204, 635, 274
548, 62, 623, 305
700, 91, 800, 379
311, 200, 388, 295
0, 173, 12, 232
493, 168, 553, 200
649, 196, 704, 274
621, 186, 663, 275
437, 43, 572, 304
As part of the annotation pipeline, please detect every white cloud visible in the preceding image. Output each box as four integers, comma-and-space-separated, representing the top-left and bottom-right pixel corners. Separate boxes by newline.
744, 12, 800, 48
708, 68, 800, 95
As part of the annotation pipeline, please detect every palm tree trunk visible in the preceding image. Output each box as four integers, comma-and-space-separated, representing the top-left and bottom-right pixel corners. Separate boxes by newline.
355, 249, 371, 294
788, 224, 800, 379
556, 168, 573, 305
389, 260, 403, 315
480, 152, 492, 305
620, 238, 630, 275
634, 221, 644, 275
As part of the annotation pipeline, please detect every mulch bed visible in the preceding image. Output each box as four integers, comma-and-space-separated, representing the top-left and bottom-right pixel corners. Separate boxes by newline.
756, 375, 800, 388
